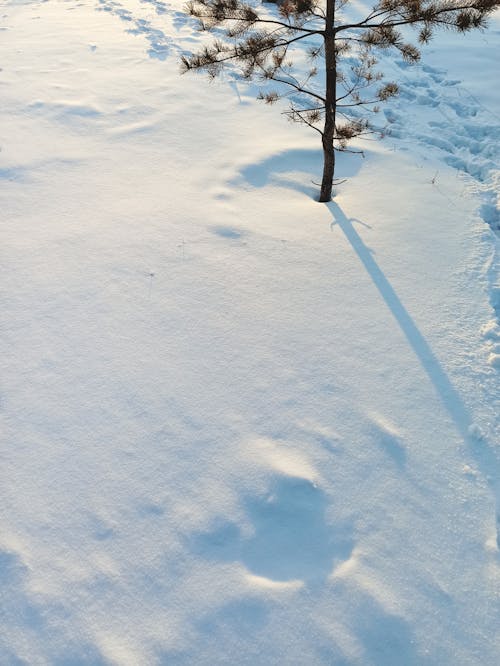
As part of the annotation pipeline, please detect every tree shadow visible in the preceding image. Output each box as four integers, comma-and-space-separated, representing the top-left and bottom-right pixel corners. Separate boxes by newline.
234, 148, 364, 199
189, 476, 353, 584
330, 201, 473, 439
329, 201, 500, 544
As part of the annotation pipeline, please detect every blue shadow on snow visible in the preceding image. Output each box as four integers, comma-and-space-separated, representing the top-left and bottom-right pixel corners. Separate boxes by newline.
189, 476, 353, 584
328, 202, 500, 544
235, 148, 364, 199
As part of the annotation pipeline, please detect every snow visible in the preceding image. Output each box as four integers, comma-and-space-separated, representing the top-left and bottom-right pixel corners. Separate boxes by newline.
0, 1, 499, 664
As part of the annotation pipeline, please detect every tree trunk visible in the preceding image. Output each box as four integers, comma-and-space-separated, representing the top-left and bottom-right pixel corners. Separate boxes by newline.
319, 0, 336, 203
319, 128, 335, 202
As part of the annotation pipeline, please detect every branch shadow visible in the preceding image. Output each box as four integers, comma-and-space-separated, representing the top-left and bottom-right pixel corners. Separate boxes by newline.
329, 201, 500, 544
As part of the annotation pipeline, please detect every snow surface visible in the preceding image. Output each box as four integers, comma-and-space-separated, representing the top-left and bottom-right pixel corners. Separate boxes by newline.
1, 1, 499, 664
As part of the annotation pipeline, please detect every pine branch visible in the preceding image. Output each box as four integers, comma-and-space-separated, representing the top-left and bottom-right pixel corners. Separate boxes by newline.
190, 13, 322, 34
266, 75, 327, 102
181, 31, 314, 74
284, 107, 324, 134
336, 0, 499, 34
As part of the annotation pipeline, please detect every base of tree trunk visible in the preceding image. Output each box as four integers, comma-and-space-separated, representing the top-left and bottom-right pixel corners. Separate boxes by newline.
319, 171, 334, 202
319, 142, 335, 202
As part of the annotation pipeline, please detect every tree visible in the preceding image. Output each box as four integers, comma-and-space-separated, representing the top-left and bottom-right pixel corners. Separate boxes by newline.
181, 0, 499, 202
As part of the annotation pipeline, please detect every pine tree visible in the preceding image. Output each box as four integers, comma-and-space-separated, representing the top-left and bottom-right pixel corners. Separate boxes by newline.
182, 0, 499, 202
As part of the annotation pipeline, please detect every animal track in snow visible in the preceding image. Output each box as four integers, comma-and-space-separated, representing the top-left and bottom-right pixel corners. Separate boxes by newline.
384, 60, 499, 237
96, 0, 172, 60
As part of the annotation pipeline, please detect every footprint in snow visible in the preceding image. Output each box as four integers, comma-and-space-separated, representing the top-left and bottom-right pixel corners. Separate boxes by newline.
190, 476, 353, 583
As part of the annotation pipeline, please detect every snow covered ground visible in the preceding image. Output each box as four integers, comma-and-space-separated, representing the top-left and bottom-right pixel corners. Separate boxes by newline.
1, 1, 499, 663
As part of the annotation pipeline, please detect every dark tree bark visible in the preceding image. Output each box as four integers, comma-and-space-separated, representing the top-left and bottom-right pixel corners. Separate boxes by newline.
319, 0, 336, 202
